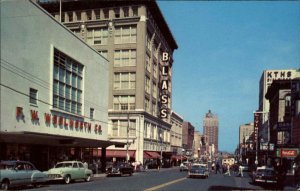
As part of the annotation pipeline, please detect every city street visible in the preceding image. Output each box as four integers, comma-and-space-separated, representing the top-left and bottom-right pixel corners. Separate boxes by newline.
20, 167, 297, 191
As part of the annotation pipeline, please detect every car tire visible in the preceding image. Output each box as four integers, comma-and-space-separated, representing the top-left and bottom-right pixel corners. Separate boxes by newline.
85, 174, 91, 182
64, 175, 71, 184
1, 180, 10, 190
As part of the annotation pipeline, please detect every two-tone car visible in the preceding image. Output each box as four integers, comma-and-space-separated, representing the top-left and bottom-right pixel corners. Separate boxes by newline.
47, 161, 93, 184
188, 164, 209, 178
0, 160, 48, 190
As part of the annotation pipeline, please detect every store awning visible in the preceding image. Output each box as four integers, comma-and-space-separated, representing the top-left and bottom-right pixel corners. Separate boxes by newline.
106, 150, 135, 158
144, 151, 160, 159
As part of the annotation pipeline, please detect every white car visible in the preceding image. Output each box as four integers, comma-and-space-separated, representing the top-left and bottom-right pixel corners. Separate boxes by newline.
188, 164, 209, 178
47, 161, 93, 184
0, 160, 48, 190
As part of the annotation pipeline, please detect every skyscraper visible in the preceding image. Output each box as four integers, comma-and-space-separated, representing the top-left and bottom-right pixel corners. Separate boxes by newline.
203, 110, 219, 155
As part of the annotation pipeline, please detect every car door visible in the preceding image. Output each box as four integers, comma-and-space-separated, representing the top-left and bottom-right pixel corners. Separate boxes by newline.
78, 162, 86, 179
14, 162, 28, 186
72, 162, 80, 179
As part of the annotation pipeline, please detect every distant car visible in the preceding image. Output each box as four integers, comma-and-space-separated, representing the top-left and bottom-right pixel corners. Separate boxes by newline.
0, 160, 48, 190
47, 161, 92, 184
179, 161, 190, 172
252, 166, 278, 185
188, 164, 209, 178
106, 162, 134, 177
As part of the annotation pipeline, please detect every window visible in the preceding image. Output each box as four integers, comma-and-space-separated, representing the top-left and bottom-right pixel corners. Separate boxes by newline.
67, 12, 73, 22
132, 6, 138, 16
113, 95, 135, 111
145, 97, 150, 113
103, 9, 109, 19
145, 76, 150, 94
90, 108, 94, 119
61, 12, 65, 22
95, 9, 100, 19
123, 7, 129, 17
29, 88, 38, 105
146, 33, 151, 51
76, 11, 81, 21
152, 82, 157, 98
114, 49, 136, 67
114, 72, 136, 90
114, 25, 137, 44
53, 49, 83, 115
87, 28, 108, 45
153, 61, 157, 79
86, 10, 92, 20
99, 50, 108, 59
114, 8, 120, 18
146, 54, 151, 72
111, 120, 136, 137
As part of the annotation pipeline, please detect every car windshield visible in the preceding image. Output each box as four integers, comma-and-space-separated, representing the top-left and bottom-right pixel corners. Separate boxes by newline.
257, 169, 275, 176
191, 165, 205, 170
55, 162, 73, 168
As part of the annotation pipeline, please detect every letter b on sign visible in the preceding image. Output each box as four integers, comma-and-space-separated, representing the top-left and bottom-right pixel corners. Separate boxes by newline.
162, 52, 169, 62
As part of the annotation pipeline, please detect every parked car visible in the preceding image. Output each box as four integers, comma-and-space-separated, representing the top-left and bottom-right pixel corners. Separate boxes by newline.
252, 166, 278, 185
47, 161, 92, 184
0, 160, 48, 190
106, 162, 134, 177
188, 164, 209, 178
179, 161, 190, 172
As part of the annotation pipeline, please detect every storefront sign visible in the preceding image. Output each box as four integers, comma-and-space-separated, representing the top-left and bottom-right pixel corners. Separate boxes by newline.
277, 148, 299, 158
15, 107, 102, 134
253, 112, 261, 143
160, 52, 170, 118
266, 70, 292, 85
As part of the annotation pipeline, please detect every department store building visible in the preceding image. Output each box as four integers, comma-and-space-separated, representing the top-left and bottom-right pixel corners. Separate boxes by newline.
0, 0, 119, 171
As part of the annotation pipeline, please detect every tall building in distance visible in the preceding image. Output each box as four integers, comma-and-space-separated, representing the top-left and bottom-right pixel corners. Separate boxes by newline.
39, 0, 178, 163
203, 110, 219, 155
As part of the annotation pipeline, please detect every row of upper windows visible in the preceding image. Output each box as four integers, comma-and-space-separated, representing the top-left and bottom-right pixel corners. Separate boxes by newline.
57, 6, 139, 23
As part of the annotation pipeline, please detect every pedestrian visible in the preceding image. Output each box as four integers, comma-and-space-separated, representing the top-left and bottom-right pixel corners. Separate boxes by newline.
157, 158, 161, 171
223, 164, 231, 176
83, 161, 88, 169
215, 162, 221, 174
238, 165, 244, 177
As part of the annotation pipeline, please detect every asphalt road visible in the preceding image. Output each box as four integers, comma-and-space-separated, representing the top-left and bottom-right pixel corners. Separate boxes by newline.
19, 167, 297, 191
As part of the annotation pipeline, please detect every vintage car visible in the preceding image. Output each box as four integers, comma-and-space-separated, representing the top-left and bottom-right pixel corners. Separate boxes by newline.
0, 160, 48, 190
47, 161, 93, 184
106, 162, 134, 177
179, 161, 190, 172
252, 166, 278, 185
188, 164, 209, 178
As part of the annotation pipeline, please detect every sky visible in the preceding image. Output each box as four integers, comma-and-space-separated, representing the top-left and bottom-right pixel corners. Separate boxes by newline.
157, 1, 300, 153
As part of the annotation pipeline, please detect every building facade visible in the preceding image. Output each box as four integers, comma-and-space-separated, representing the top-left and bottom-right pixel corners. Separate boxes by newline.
182, 121, 195, 157
258, 69, 298, 143
39, 0, 178, 164
239, 123, 254, 145
265, 79, 300, 169
0, 0, 112, 171
203, 110, 219, 155
170, 111, 183, 156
